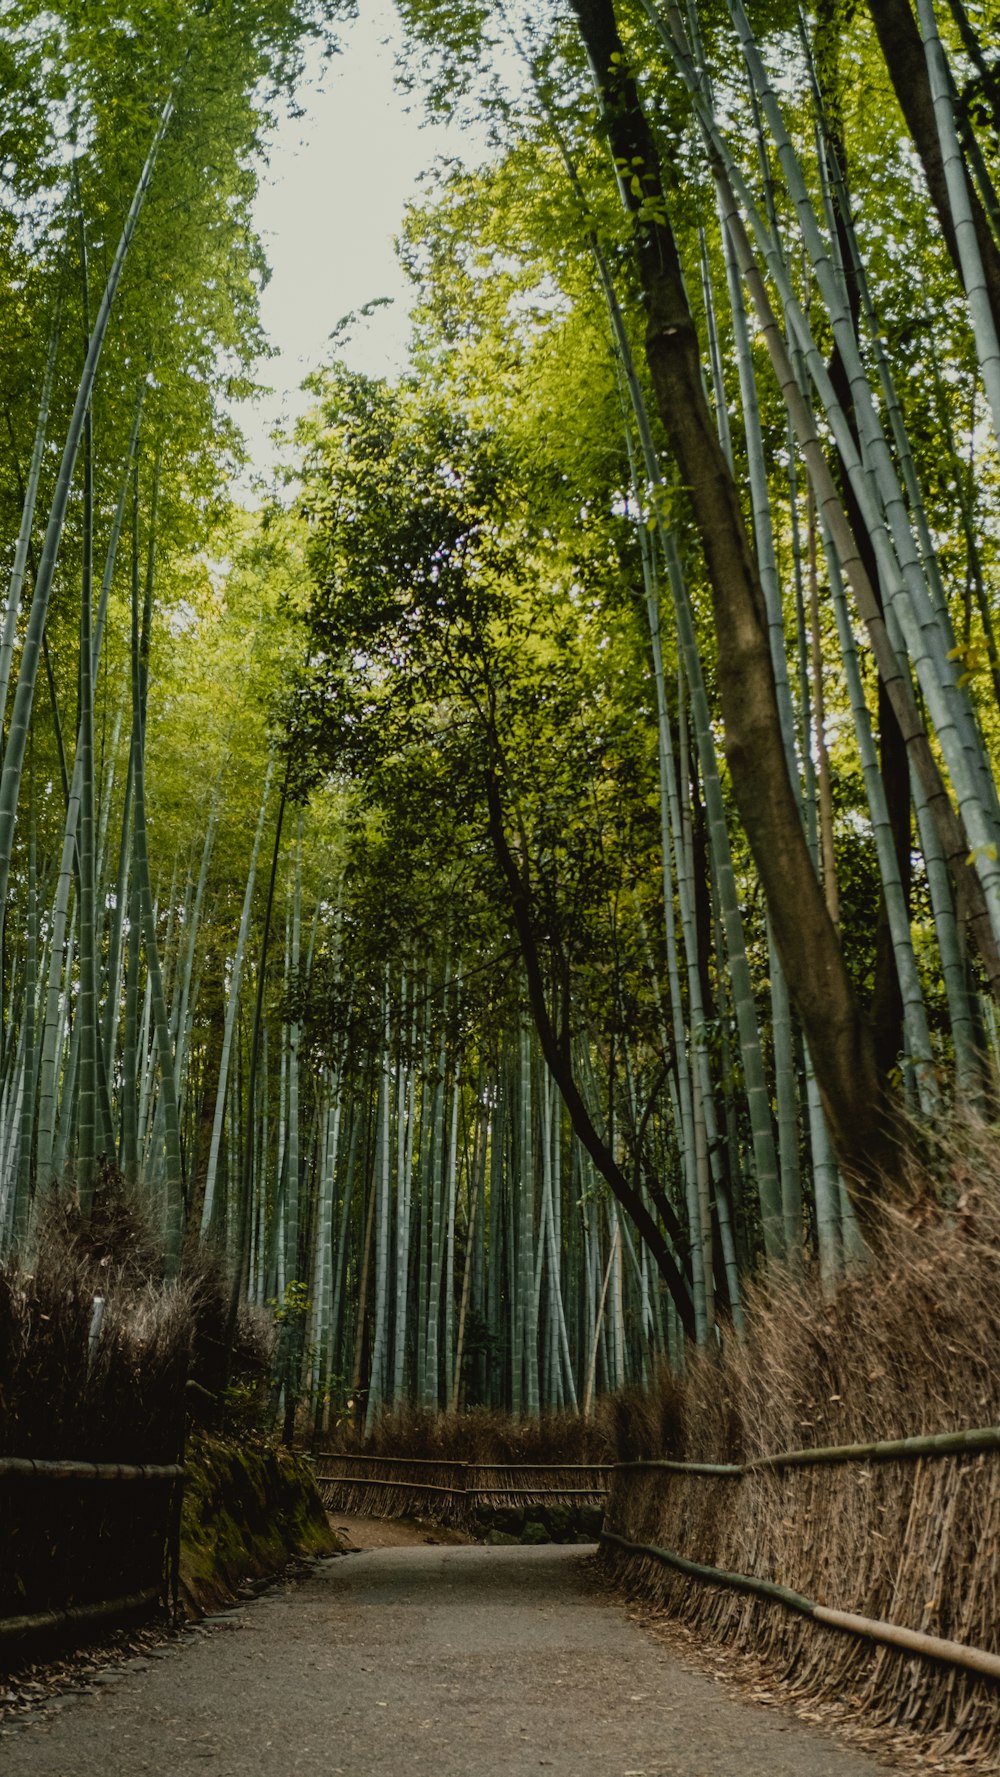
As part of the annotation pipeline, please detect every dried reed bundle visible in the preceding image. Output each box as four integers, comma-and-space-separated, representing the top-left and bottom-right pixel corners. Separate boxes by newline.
0, 1184, 265, 1627
325, 1401, 615, 1464
603, 1122, 1000, 1763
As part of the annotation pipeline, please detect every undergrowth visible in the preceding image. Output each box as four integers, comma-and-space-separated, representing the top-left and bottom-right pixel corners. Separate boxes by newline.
0, 1175, 275, 1461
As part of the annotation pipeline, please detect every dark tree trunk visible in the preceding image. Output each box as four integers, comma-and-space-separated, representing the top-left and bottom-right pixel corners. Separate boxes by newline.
569, 0, 898, 1205
720, 178, 1000, 1005
865, 0, 1000, 338
483, 764, 697, 1339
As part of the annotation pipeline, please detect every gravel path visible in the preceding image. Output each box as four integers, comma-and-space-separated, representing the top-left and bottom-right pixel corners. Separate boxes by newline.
3, 1544, 891, 1776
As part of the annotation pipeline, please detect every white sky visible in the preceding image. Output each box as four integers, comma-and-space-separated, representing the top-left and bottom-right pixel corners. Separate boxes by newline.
231, 3, 471, 491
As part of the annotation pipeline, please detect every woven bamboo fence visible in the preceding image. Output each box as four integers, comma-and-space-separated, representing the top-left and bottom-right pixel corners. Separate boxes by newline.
602, 1423, 1000, 1758
313, 1453, 610, 1527
318, 1419, 1000, 1757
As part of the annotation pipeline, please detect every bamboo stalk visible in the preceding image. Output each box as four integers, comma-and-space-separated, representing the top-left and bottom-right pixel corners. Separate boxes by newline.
582, 1218, 618, 1420
0, 1458, 184, 1480
0, 1586, 164, 1643
914, 0, 1000, 445
652, 0, 1000, 981
0, 74, 182, 938
0, 296, 61, 747
614, 1422, 1000, 1474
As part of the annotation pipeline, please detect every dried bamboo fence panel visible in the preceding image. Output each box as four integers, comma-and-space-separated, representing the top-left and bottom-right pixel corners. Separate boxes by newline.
315, 1456, 473, 1523
314, 1456, 609, 1526
466, 1463, 609, 1512
599, 1183, 1000, 1763
603, 1449, 1000, 1755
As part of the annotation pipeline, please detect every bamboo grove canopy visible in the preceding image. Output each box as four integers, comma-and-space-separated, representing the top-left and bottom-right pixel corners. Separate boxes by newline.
0, 0, 999, 1417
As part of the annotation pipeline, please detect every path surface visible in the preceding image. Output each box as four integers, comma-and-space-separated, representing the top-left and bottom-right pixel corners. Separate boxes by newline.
4, 1545, 891, 1777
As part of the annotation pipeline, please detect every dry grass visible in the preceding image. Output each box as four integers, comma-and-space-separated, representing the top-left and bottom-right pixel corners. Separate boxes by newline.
0, 1187, 190, 1464
0, 1180, 277, 1629
0, 1182, 279, 1460
0, 1186, 192, 1624
602, 1119, 1000, 1765
332, 1401, 615, 1464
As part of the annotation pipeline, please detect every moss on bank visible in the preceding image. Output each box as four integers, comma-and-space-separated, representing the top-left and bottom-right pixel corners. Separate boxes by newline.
179, 1434, 340, 1615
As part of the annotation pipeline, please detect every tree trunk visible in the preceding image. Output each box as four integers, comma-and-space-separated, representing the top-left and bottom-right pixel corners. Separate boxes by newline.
483, 764, 697, 1338
865, 0, 1000, 339
569, 0, 897, 1204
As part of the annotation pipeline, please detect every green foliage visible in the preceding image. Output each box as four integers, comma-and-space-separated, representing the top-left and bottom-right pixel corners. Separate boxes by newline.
2, 0, 1000, 1418
285, 362, 670, 1090
270, 1277, 312, 1326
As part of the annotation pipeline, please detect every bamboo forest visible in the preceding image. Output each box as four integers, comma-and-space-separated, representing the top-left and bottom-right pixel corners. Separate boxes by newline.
3, 0, 1000, 1430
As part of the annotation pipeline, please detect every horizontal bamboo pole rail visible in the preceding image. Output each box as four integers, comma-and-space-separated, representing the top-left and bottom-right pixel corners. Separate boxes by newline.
0, 1585, 163, 1644
315, 1455, 469, 1469
0, 1458, 185, 1482
750, 1426, 1000, 1470
321, 1424, 1000, 1485
316, 1473, 606, 1501
320, 1477, 471, 1497
466, 1488, 605, 1499
602, 1528, 814, 1612
813, 1604, 1000, 1682
315, 1455, 610, 1472
601, 1530, 1000, 1684
469, 1464, 611, 1475
616, 1459, 741, 1476
615, 1422, 1000, 1477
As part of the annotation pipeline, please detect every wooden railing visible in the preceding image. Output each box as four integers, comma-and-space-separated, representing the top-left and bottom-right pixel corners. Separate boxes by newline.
0, 1454, 185, 1648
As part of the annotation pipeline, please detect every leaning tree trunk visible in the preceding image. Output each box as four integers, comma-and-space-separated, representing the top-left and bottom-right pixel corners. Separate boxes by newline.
568, 0, 896, 1205
484, 759, 697, 1336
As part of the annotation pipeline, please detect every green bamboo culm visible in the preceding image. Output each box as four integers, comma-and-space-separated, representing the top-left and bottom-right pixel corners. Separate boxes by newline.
129, 458, 184, 1274
75, 186, 99, 1215
0, 76, 180, 947
0, 293, 62, 750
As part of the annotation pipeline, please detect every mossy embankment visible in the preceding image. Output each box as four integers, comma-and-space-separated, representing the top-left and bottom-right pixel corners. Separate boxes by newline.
179, 1433, 341, 1615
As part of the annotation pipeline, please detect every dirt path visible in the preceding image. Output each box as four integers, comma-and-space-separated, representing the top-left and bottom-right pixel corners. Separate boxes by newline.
329, 1510, 473, 1549
3, 1544, 893, 1777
